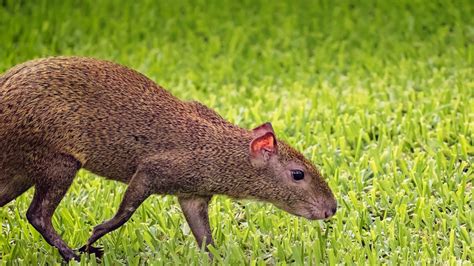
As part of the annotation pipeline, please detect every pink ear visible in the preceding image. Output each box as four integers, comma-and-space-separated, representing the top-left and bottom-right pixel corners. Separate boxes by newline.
250, 132, 277, 156
250, 122, 278, 158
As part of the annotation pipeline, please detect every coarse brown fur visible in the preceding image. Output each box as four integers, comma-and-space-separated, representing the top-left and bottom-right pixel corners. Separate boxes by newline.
0, 57, 336, 261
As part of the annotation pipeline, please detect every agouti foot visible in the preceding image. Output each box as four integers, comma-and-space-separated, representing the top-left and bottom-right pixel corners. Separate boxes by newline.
78, 245, 104, 259
63, 251, 80, 262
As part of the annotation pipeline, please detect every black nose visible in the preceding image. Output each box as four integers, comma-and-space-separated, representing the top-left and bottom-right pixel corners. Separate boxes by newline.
324, 204, 337, 218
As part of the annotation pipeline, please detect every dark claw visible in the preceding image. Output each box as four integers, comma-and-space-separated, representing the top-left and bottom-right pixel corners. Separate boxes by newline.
78, 245, 104, 259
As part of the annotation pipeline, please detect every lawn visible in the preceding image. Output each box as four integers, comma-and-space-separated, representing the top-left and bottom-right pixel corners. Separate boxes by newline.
0, 0, 472, 265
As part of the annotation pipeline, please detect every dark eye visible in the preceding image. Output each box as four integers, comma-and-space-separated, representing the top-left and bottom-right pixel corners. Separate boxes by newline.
291, 170, 304, 181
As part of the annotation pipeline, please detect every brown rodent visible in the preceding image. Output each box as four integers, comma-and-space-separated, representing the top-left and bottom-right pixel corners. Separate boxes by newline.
0, 57, 337, 261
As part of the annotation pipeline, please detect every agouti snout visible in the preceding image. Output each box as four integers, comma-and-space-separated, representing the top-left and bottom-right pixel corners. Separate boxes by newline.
0, 57, 336, 261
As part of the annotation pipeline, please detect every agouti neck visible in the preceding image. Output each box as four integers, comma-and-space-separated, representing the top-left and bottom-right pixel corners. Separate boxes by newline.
192, 126, 264, 198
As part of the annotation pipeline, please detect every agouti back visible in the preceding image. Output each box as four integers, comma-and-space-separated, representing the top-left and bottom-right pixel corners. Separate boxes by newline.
0, 57, 336, 261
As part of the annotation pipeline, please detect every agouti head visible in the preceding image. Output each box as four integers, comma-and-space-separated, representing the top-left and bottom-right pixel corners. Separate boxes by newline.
248, 123, 337, 220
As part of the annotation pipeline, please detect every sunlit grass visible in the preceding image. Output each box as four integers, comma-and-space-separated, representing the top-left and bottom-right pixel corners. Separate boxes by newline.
0, 0, 472, 265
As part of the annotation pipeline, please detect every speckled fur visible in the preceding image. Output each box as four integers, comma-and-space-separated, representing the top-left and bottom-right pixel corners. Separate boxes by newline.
0, 57, 336, 261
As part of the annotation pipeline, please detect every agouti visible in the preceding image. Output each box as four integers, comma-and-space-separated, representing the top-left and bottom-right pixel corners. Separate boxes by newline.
0, 57, 337, 261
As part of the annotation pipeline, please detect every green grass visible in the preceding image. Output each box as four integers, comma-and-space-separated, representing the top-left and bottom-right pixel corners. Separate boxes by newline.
0, 0, 473, 265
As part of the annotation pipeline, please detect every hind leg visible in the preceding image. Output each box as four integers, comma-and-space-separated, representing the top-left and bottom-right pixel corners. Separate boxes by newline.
0, 173, 33, 207
0, 151, 33, 207
25, 153, 81, 262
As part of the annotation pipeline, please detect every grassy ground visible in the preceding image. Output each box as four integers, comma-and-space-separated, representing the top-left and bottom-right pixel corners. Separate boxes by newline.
0, 0, 473, 265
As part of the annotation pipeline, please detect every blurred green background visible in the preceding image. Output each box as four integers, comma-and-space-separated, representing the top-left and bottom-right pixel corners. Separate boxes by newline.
0, 0, 473, 265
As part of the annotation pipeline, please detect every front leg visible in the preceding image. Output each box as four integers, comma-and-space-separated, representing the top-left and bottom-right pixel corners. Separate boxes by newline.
178, 196, 214, 250
80, 167, 154, 254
